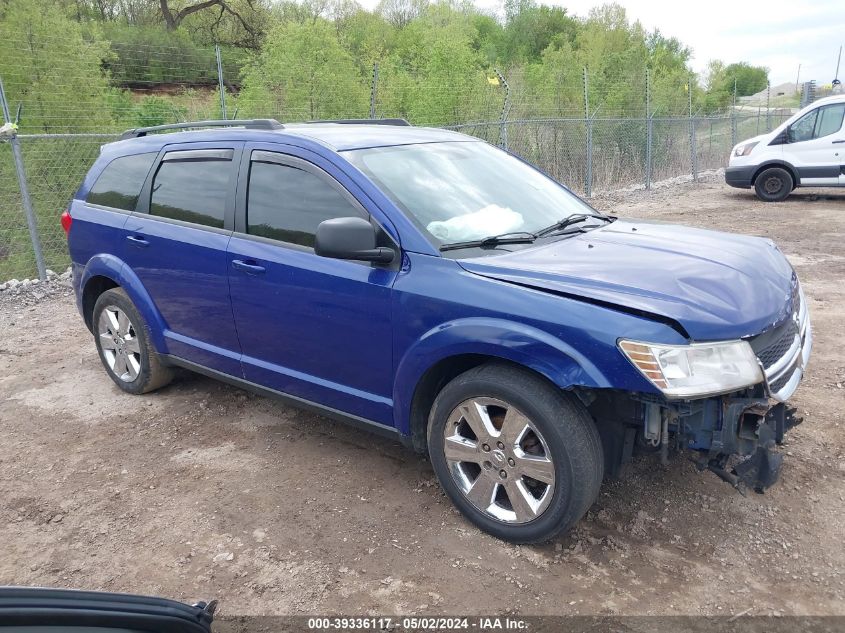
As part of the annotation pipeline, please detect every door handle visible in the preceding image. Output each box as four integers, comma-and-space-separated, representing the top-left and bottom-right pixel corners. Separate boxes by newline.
833, 139, 845, 144
231, 259, 266, 275
126, 235, 149, 247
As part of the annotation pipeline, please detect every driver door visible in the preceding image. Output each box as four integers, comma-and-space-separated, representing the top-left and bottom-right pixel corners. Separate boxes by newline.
226, 144, 399, 427
786, 102, 845, 186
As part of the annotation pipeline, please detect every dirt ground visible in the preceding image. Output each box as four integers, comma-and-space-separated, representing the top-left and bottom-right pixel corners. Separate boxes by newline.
1, 176, 844, 618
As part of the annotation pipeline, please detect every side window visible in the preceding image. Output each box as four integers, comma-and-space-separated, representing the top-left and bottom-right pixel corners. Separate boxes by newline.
149, 151, 233, 229
815, 104, 845, 138
86, 153, 156, 210
789, 104, 845, 143
790, 109, 818, 142
247, 159, 365, 247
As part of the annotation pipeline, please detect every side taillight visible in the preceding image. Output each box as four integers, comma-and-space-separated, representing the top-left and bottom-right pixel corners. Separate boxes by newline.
60, 209, 72, 236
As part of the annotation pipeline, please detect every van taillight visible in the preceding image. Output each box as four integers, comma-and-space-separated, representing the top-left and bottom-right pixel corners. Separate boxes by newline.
60, 209, 72, 236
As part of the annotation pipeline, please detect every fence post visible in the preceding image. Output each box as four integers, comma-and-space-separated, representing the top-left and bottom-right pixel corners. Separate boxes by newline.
215, 44, 227, 120
492, 68, 510, 151
765, 80, 771, 131
645, 68, 652, 190
0, 77, 46, 281
731, 78, 737, 147
369, 62, 379, 119
583, 67, 592, 197
688, 74, 697, 182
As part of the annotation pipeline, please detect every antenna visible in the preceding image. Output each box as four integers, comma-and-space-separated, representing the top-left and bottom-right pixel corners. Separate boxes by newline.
833, 45, 842, 88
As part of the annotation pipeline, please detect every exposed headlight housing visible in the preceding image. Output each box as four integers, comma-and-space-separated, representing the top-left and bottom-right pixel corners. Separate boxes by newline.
733, 141, 759, 157
619, 339, 763, 398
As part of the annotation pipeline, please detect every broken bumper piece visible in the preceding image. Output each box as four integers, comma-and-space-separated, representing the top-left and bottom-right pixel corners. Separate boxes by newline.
694, 403, 802, 494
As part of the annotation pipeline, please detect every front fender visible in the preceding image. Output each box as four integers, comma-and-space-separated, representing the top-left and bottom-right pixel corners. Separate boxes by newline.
392, 317, 611, 435
80, 255, 168, 353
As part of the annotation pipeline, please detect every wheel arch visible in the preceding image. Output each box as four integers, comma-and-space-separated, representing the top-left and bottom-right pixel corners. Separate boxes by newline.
79, 255, 168, 352
395, 318, 611, 452
751, 161, 799, 187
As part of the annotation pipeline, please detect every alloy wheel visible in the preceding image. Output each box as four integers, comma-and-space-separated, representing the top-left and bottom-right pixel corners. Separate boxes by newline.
442, 397, 555, 524
98, 306, 141, 382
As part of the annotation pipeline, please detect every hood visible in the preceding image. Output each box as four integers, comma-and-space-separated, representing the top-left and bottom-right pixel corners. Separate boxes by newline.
735, 133, 768, 149
458, 219, 795, 341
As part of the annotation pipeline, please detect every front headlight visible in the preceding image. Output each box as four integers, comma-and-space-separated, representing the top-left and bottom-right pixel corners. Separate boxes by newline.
733, 141, 759, 157
619, 339, 763, 398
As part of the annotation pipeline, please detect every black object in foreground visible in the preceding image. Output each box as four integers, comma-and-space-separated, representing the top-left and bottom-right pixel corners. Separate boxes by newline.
0, 587, 215, 633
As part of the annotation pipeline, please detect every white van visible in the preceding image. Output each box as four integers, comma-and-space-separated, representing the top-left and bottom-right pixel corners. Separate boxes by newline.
726, 94, 845, 201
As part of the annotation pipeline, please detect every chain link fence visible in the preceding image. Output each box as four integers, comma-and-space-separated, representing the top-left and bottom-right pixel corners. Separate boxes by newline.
0, 37, 795, 282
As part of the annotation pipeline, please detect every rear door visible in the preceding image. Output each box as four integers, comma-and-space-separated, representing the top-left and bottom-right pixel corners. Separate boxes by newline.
226, 144, 398, 425
125, 142, 243, 376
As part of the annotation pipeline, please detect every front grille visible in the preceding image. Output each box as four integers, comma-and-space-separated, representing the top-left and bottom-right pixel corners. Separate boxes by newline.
769, 370, 793, 394
748, 279, 811, 402
755, 321, 798, 369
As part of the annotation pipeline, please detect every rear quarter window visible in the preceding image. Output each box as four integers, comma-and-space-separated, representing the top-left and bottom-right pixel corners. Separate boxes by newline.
86, 153, 157, 210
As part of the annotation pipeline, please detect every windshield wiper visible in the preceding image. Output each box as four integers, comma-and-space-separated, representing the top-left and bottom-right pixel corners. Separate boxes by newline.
439, 231, 537, 252
534, 213, 609, 238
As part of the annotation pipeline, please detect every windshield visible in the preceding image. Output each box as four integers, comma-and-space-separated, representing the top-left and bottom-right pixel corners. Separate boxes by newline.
345, 141, 600, 245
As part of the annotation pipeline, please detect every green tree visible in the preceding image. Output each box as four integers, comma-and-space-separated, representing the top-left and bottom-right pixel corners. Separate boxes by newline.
500, 1, 576, 64
0, 0, 112, 132
705, 60, 769, 111
237, 19, 369, 120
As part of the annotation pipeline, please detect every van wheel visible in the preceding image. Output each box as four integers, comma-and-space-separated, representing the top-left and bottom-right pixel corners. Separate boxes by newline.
92, 288, 173, 394
754, 167, 793, 202
427, 364, 603, 544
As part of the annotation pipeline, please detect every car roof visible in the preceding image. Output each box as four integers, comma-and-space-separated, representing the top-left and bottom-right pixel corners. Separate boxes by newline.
280, 123, 473, 151
104, 122, 475, 156
810, 93, 845, 107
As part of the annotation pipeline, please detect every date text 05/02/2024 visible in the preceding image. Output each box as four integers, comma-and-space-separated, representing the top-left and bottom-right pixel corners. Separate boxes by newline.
307, 616, 528, 630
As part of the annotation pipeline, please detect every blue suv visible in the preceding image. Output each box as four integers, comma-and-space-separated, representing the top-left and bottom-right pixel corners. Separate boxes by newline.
64, 118, 812, 543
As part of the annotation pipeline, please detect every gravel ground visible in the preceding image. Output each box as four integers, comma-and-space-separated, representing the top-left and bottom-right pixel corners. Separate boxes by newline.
0, 176, 843, 617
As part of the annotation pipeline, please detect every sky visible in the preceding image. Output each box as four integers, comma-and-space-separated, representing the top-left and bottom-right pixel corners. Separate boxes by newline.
549, 0, 843, 86
363, 0, 845, 87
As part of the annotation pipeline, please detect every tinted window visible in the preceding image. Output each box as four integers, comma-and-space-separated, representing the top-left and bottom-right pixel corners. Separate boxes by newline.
149, 156, 231, 228
247, 160, 364, 247
87, 153, 156, 210
815, 104, 845, 138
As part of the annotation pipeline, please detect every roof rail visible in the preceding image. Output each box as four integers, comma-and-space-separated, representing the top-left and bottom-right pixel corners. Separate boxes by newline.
120, 119, 284, 139
303, 118, 411, 127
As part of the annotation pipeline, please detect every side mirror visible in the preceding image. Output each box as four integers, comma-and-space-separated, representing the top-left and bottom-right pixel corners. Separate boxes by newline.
315, 217, 395, 264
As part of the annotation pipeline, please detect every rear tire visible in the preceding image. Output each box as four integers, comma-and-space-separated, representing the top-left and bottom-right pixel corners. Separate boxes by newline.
754, 167, 793, 202
92, 288, 172, 395
427, 363, 603, 543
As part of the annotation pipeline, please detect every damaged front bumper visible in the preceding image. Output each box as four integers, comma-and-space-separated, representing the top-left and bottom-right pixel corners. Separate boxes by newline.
690, 400, 803, 493
590, 287, 811, 494
673, 288, 812, 492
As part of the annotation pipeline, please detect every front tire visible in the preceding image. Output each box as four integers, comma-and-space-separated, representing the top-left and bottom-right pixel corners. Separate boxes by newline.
427, 364, 603, 543
92, 288, 172, 394
754, 167, 793, 202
